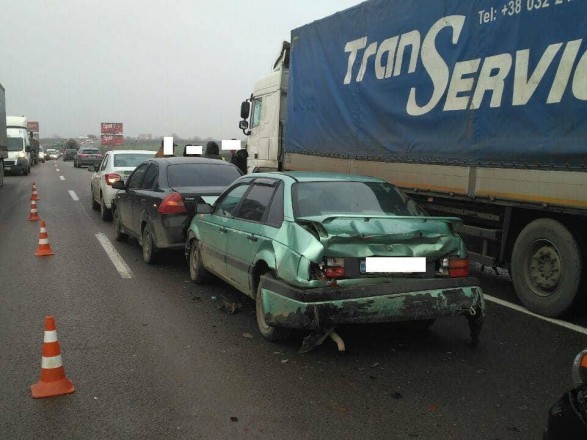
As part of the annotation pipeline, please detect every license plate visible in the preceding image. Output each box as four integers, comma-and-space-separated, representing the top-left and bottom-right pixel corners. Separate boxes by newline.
5, 167, 11, 171
360, 257, 426, 273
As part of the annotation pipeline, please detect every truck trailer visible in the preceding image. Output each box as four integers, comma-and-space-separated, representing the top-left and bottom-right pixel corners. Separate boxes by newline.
239, 0, 587, 318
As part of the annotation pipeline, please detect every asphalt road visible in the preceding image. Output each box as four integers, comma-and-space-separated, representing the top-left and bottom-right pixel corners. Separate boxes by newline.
1, 160, 586, 440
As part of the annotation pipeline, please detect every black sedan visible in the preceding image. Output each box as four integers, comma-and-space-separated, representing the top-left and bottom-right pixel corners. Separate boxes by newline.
111, 157, 243, 264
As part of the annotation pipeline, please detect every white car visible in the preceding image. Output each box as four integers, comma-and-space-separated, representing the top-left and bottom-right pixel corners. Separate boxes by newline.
90, 150, 155, 220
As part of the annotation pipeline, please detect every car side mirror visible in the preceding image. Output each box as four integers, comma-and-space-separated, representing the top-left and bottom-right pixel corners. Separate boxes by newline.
572, 349, 587, 388
112, 181, 126, 190
196, 203, 213, 214
88, 165, 95, 172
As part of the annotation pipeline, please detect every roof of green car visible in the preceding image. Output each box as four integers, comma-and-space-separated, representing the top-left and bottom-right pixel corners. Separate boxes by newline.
250, 171, 385, 183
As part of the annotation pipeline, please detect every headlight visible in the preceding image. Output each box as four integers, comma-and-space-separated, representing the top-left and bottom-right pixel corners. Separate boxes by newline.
17, 152, 26, 158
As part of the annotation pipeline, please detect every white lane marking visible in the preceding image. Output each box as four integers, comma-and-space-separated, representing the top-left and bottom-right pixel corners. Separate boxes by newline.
56, 168, 60, 171
95, 233, 134, 279
68, 190, 79, 201
484, 294, 587, 336
59, 176, 65, 180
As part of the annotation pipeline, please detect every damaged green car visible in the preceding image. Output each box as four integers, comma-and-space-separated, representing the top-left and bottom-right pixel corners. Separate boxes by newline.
187, 172, 484, 350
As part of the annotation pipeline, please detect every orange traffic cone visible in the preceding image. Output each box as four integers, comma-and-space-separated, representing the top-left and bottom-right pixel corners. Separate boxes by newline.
31, 182, 39, 201
31, 316, 75, 398
28, 199, 40, 221
35, 221, 55, 257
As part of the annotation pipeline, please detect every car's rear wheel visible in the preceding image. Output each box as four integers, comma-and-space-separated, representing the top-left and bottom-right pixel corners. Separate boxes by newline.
113, 207, 128, 242
91, 188, 100, 210
142, 224, 158, 264
100, 195, 112, 221
256, 272, 292, 341
189, 238, 211, 284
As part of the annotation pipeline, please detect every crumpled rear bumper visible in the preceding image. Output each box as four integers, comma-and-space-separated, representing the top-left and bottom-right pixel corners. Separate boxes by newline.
259, 275, 485, 330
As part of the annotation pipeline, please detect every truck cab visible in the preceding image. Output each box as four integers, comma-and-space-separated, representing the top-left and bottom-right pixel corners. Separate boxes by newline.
239, 42, 289, 174
5, 116, 32, 176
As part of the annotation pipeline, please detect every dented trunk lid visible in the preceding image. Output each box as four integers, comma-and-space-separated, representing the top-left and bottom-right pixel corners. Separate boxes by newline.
296, 215, 463, 259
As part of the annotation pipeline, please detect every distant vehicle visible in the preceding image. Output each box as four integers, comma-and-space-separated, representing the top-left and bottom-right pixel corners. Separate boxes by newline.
73, 147, 102, 168
46, 149, 60, 160
38, 146, 45, 163
111, 157, 242, 264
90, 150, 156, 221
188, 172, 484, 345
5, 116, 32, 176
63, 149, 77, 161
0, 84, 6, 187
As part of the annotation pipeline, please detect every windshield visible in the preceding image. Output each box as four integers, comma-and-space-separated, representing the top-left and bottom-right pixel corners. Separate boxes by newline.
292, 181, 427, 217
166, 163, 242, 188
7, 137, 24, 152
114, 153, 154, 168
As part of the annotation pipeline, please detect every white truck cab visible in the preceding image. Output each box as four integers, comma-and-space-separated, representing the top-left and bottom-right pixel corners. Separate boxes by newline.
239, 42, 290, 174
5, 116, 32, 176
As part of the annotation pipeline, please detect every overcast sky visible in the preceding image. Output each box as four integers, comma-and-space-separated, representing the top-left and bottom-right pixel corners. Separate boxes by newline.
1, 0, 364, 139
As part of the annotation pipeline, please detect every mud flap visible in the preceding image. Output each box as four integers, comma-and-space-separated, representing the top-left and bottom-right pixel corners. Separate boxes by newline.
467, 307, 484, 348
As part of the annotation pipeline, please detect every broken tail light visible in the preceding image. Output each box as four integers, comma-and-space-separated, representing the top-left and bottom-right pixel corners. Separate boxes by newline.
440, 256, 469, 278
105, 173, 122, 186
324, 257, 345, 279
158, 192, 187, 214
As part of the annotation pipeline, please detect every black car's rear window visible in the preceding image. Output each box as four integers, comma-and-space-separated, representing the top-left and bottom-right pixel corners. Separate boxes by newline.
166, 163, 242, 188
81, 149, 100, 154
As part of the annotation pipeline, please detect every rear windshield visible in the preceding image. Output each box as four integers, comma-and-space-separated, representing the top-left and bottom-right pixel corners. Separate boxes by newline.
292, 181, 427, 217
166, 163, 242, 188
113, 153, 153, 168
81, 149, 100, 154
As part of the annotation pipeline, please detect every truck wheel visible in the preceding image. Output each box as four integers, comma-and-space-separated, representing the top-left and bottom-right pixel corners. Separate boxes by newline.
256, 272, 292, 341
511, 219, 582, 317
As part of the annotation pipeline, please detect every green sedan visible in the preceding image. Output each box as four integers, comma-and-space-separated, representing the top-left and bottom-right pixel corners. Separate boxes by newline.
187, 172, 484, 348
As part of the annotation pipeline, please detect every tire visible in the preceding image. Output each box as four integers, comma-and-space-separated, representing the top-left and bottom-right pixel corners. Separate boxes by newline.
256, 272, 292, 341
0, 162, 4, 187
91, 189, 100, 210
511, 218, 582, 317
100, 196, 112, 221
142, 224, 158, 264
189, 238, 211, 284
113, 207, 128, 242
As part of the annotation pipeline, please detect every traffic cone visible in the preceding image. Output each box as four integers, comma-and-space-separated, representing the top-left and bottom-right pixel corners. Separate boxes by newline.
28, 199, 40, 221
35, 221, 55, 257
31, 182, 39, 201
31, 316, 75, 398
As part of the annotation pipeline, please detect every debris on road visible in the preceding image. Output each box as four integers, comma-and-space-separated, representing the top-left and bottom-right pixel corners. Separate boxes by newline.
242, 333, 254, 339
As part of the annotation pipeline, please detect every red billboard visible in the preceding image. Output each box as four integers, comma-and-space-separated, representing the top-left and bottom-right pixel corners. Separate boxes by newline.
101, 135, 124, 146
27, 121, 39, 132
100, 122, 123, 135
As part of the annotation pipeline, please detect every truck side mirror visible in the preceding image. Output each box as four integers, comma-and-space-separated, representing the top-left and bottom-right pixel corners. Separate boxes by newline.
240, 101, 250, 119
239, 120, 251, 136
25, 146, 31, 152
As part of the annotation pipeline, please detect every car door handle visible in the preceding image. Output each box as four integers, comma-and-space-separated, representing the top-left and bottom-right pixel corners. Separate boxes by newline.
219, 227, 227, 233
247, 234, 258, 242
